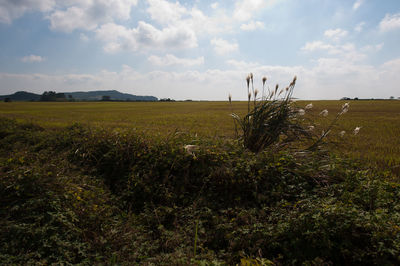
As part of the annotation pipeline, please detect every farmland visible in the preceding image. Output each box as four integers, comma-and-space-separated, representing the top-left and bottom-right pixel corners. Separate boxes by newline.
1, 100, 400, 173
1, 100, 400, 264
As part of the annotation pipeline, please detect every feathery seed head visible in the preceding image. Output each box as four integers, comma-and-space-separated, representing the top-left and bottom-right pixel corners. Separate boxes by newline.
248, 92, 251, 100
339, 131, 346, 137
354, 127, 361, 135
254, 89, 259, 98
320, 109, 329, 117
246, 75, 250, 89
298, 109, 305, 116
341, 102, 350, 114
228, 93, 232, 103
290, 76, 297, 87
305, 103, 313, 110
262, 76, 267, 86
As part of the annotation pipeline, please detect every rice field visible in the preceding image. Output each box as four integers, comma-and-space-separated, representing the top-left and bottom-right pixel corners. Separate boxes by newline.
1, 100, 400, 175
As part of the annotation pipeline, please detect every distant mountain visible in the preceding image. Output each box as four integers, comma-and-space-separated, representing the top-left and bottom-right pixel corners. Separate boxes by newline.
0, 91, 41, 101
64, 90, 157, 101
0, 90, 158, 102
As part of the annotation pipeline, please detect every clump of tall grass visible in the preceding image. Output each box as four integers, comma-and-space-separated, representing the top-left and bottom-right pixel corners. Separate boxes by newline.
230, 74, 310, 152
229, 74, 351, 153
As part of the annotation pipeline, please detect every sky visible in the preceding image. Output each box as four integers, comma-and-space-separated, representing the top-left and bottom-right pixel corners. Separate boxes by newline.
0, 0, 400, 100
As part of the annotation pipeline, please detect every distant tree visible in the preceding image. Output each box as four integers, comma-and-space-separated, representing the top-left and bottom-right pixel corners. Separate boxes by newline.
4, 97, 11, 102
40, 91, 67, 101
390, 96, 394, 100
159, 98, 175, 102
354, 97, 359, 100
40, 91, 57, 101
101, 95, 111, 101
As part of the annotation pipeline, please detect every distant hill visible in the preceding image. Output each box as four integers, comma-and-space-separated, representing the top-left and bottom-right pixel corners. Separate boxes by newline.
0, 91, 41, 101
64, 90, 157, 101
0, 90, 158, 102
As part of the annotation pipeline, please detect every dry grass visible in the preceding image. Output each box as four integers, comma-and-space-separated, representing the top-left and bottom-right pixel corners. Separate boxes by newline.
1, 100, 399, 175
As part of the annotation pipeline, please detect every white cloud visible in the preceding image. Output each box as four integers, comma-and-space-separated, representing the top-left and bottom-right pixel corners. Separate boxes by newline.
302, 41, 335, 52
353, 0, 364, 10
233, 0, 277, 21
354, 22, 365, 32
96, 21, 197, 53
211, 38, 238, 55
48, 6, 97, 32
324, 28, 348, 41
187, 8, 233, 35
47, 0, 138, 32
361, 43, 384, 53
146, 0, 187, 25
0, 0, 55, 24
21, 55, 45, 63
146, 0, 233, 36
379, 13, 400, 32
148, 54, 204, 67
240, 21, 265, 31
226, 59, 261, 70
302, 41, 366, 62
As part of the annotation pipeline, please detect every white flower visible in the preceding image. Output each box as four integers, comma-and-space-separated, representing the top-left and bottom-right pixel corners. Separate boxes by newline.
298, 109, 305, 116
354, 127, 361, 135
339, 131, 346, 137
184, 145, 198, 156
340, 102, 349, 115
320, 109, 329, 117
305, 103, 313, 110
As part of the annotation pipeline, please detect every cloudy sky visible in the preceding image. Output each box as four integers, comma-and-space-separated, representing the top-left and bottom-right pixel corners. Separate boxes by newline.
1, 0, 400, 100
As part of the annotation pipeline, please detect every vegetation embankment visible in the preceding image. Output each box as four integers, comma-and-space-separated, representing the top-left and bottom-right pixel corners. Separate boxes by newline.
1, 77, 400, 264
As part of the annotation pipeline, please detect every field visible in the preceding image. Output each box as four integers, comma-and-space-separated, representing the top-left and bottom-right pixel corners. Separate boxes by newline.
2, 100, 400, 264
1, 100, 400, 174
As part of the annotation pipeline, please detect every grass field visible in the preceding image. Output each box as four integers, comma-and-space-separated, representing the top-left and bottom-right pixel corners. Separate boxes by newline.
1, 100, 400, 174
2, 100, 400, 264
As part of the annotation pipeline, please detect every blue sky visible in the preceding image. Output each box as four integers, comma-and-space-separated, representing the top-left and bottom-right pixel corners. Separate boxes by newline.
1, 0, 400, 100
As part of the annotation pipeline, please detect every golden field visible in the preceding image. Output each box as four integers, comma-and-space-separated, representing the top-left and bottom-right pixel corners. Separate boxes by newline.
1, 100, 399, 174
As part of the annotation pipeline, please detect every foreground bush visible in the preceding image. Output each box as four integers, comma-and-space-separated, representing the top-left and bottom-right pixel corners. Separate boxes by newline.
1, 117, 400, 264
